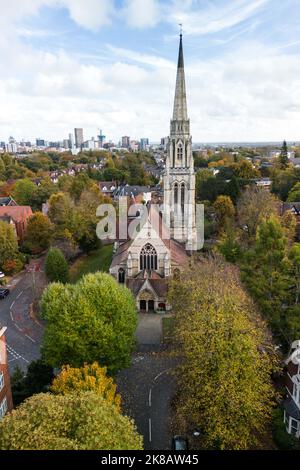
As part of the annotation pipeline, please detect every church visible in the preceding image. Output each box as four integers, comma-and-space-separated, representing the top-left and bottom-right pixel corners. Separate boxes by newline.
109, 33, 196, 313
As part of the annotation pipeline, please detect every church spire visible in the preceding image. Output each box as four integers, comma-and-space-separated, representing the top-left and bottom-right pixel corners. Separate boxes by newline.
172, 33, 188, 121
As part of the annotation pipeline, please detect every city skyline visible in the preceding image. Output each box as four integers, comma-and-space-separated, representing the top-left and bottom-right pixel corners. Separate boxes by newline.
1, 1, 300, 142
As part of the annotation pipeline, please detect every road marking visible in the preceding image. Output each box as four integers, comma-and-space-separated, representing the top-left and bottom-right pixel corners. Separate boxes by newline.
16, 291, 23, 300
148, 388, 152, 407
149, 418, 152, 443
25, 334, 36, 343
6, 343, 29, 364
13, 322, 22, 332
154, 368, 171, 382
10, 300, 15, 309
9, 310, 14, 322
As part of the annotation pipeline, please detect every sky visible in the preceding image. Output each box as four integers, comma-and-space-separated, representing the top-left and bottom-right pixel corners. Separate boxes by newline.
1, 0, 300, 143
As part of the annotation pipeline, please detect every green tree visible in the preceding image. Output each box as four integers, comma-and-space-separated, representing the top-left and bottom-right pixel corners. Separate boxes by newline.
233, 159, 260, 179
48, 192, 75, 241
242, 215, 288, 332
40, 273, 137, 374
279, 140, 289, 169
11, 360, 54, 407
224, 175, 240, 204
217, 221, 241, 263
51, 363, 121, 410
169, 258, 277, 450
12, 178, 37, 206
287, 182, 300, 202
45, 248, 69, 283
23, 212, 53, 254
0, 392, 143, 450
0, 221, 19, 270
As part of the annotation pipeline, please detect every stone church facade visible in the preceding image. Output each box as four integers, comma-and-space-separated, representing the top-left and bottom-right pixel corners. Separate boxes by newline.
109, 34, 195, 313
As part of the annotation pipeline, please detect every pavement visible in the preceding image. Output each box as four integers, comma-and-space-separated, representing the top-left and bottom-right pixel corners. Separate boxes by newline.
136, 313, 162, 346
0, 265, 45, 373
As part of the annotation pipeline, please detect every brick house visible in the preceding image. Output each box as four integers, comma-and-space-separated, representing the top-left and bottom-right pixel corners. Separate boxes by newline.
283, 340, 300, 437
0, 206, 33, 242
0, 326, 13, 418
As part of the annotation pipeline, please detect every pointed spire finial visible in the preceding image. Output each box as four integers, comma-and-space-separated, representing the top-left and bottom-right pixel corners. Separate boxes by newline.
179, 23, 183, 36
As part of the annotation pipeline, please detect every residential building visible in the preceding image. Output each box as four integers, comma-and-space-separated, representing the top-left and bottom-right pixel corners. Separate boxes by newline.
74, 128, 84, 149
0, 206, 33, 241
98, 181, 117, 197
36, 138, 45, 147
0, 326, 13, 419
284, 340, 300, 438
0, 197, 17, 207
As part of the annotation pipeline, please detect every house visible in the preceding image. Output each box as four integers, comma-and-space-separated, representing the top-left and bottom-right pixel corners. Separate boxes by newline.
0, 196, 17, 207
0, 206, 33, 241
253, 178, 272, 190
281, 203, 300, 239
0, 326, 13, 418
98, 181, 117, 197
283, 340, 300, 437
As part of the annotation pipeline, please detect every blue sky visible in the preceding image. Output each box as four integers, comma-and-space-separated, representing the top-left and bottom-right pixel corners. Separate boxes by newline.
1, 0, 300, 142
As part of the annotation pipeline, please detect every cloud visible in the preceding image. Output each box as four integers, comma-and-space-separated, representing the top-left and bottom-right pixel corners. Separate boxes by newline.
168, 0, 269, 35
107, 44, 174, 69
123, 0, 161, 28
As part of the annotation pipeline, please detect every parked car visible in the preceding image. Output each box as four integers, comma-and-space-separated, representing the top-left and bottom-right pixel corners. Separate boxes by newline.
171, 436, 189, 451
0, 288, 9, 299
0, 272, 5, 279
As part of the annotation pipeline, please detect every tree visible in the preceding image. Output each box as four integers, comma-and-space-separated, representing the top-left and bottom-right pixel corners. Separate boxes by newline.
11, 360, 54, 407
224, 175, 240, 204
287, 182, 300, 202
0, 392, 143, 450
0, 221, 19, 271
12, 178, 37, 206
237, 186, 279, 246
233, 159, 260, 179
48, 192, 75, 240
23, 212, 53, 254
217, 221, 241, 263
279, 140, 289, 169
51, 363, 121, 410
40, 273, 137, 374
168, 258, 277, 450
241, 215, 288, 333
45, 248, 69, 284
213, 195, 235, 230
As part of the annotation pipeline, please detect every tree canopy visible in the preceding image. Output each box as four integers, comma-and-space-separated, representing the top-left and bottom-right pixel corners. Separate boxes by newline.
0, 392, 143, 450
40, 272, 137, 373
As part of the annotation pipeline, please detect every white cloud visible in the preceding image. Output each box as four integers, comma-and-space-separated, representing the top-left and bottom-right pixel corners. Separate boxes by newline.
168, 0, 269, 35
123, 0, 160, 28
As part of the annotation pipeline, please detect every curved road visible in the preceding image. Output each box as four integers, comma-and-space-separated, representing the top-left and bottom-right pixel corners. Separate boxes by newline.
0, 271, 43, 372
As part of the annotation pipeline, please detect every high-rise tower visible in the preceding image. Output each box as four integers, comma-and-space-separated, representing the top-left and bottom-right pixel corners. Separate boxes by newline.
163, 33, 196, 247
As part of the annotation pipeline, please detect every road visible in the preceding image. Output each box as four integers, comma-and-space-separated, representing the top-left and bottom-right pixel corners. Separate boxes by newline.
0, 270, 44, 373
117, 352, 179, 450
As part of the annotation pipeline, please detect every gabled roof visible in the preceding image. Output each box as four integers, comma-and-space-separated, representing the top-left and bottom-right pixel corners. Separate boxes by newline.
0, 206, 33, 223
0, 196, 17, 207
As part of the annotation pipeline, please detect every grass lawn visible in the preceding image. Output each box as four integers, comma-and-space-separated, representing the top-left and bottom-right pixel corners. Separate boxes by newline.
69, 244, 114, 283
162, 316, 175, 342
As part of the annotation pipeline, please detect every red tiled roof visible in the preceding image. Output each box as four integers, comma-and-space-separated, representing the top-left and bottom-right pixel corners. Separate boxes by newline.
0, 206, 33, 223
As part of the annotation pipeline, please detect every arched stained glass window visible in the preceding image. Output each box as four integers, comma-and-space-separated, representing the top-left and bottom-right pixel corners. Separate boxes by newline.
140, 244, 158, 271
177, 143, 183, 165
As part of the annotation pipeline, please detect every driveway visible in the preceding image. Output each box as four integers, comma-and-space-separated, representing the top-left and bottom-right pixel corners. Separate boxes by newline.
136, 313, 162, 347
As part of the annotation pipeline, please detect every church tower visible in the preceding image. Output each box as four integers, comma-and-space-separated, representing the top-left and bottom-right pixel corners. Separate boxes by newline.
164, 33, 196, 248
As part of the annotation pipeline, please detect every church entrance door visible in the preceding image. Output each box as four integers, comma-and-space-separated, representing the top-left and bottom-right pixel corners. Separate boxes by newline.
140, 300, 147, 311
148, 300, 155, 312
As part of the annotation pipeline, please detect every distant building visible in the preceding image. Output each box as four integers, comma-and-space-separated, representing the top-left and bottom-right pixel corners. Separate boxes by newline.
36, 139, 45, 147
283, 340, 300, 438
0, 197, 17, 207
74, 128, 84, 149
121, 136, 130, 149
5, 142, 17, 154
69, 133, 74, 150
98, 130, 106, 148
0, 326, 13, 418
63, 139, 70, 150
140, 138, 149, 151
